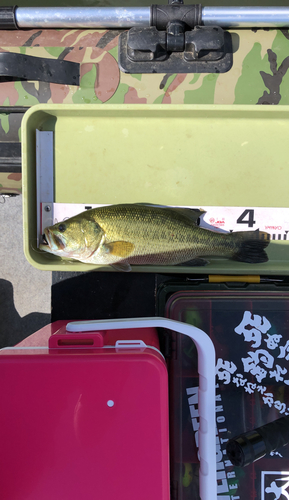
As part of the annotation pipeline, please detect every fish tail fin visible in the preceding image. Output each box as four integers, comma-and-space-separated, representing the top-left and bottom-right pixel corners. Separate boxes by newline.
231, 230, 270, 264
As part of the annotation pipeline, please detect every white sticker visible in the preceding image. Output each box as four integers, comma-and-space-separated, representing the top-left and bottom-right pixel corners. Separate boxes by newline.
201, 207, 289, 241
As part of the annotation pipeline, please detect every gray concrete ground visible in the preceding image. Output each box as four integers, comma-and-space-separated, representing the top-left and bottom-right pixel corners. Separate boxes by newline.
0, 194, 51, 348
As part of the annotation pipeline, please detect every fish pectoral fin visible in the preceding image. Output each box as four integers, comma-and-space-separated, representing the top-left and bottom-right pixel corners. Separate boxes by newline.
111, 262, 132, 272
104, 241, 135, 258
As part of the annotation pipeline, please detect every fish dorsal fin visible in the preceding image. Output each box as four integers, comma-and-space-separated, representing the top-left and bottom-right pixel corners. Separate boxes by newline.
170, 207, 206, 224
135, 203, 206, 225
104, 241, 135, 258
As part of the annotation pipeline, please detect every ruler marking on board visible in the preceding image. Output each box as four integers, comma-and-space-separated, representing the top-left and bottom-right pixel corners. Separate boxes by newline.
40, 204, 289, 239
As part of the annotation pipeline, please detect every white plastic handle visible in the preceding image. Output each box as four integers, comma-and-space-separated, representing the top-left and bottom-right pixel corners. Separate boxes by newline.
67, 317, 217, 500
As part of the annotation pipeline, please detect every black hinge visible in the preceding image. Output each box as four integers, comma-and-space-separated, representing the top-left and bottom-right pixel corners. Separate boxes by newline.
118, 2, 232, 74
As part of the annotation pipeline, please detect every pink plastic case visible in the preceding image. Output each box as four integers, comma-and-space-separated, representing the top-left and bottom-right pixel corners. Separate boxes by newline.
0, 321, 169, 500
0, 317, 216, 500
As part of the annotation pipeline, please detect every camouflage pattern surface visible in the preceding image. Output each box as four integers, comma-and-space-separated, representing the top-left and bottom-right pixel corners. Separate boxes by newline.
1, 27, 289, 193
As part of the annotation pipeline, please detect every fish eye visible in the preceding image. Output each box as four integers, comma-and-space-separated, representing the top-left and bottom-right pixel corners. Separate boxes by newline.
58, 223, 66, 232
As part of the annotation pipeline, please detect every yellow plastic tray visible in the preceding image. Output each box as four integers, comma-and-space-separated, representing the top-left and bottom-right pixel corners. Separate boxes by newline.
22, 104, 289, 273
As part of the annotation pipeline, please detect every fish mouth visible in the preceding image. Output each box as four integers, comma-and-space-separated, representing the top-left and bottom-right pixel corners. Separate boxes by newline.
41, 232, 49, 245
42, 228, 52, 248
41, 228, 65, 251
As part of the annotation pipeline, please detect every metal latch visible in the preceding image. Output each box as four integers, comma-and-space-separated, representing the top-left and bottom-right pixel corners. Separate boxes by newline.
118, 2, 233, 74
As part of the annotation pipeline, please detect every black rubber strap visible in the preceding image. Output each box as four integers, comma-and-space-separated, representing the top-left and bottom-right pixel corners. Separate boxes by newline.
0, 52, 80, 85
0, 6, 18, 30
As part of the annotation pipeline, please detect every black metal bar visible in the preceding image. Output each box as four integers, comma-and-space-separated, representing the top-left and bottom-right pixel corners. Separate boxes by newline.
0, 142, 21, 173
0, 106, 29, 114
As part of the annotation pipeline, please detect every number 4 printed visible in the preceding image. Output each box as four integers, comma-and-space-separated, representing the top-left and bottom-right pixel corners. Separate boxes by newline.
236, 209, 256, 228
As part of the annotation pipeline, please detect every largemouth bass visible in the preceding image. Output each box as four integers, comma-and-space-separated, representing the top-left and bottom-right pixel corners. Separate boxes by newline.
40, 204, 270, 272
